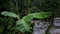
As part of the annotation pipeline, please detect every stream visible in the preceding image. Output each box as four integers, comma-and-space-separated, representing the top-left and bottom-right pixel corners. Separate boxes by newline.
33, 17, 60, 34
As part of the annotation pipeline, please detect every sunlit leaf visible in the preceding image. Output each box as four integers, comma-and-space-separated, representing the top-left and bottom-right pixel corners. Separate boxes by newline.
16, 19, 30, 32
1, 11, 18, 18
16, 12, 51, 32
32, 12, 52, 19
23, 14, 34, 22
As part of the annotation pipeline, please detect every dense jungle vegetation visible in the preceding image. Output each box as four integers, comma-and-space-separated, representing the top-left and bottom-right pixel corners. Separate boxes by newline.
0, 0, 60, 34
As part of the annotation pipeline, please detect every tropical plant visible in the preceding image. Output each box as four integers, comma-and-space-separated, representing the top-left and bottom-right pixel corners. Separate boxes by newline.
1, 11, 51, 33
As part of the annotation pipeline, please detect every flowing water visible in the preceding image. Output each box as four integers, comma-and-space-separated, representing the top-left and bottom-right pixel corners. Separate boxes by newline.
33, 17, 60, 34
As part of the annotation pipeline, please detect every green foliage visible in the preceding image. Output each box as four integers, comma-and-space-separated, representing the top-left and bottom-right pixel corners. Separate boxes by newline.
23, 14, 34, 22
0, 26, 3, 34
1, 11, 51, 33
16, 20, 30, 32
0, 0, 60, 34
31, 12, 52, 19
1, 11, 18, 18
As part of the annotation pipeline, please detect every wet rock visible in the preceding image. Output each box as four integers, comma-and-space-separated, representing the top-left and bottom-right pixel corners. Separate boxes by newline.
33, 20, 49, 34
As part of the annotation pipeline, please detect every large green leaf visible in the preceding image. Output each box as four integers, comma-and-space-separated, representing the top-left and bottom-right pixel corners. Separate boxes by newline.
22, 12, 51, 22
16, 19, 31, 32
1, 11, 18, 18
23, 14, 34, 22
32, 12, 52, 19
16, 12, 51, 32
1, 11, 51, 32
